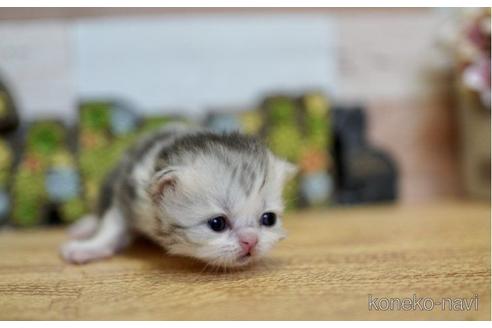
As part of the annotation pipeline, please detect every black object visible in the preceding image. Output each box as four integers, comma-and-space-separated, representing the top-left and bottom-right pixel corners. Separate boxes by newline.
0, 77, 20, 134
332, 106, 397, 204
0, 76, 20, 225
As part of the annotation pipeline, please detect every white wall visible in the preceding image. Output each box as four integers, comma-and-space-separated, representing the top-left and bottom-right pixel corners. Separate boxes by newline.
0, 14, 337, 122
0, 21, 76, 122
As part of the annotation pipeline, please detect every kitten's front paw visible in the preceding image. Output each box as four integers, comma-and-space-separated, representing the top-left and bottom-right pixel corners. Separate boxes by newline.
60, 241, 114, 264
67, 215, 99, 240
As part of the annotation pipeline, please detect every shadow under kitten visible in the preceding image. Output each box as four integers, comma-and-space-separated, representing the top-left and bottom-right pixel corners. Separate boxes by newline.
120, 236, 284, 276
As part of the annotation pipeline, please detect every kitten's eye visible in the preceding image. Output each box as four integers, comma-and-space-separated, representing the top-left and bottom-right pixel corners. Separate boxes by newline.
207, 216, 228, 232
260, 212, 277, 227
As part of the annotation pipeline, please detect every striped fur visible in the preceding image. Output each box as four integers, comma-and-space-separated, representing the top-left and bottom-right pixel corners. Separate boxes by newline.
65, 123, 296, 267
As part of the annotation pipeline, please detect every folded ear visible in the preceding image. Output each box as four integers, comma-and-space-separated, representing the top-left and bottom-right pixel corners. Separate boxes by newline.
148, 168, 179, 203
273, 156, 298, 186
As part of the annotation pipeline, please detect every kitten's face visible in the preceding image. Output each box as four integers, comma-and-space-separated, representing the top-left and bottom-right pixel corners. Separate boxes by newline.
151, 152, 296, 267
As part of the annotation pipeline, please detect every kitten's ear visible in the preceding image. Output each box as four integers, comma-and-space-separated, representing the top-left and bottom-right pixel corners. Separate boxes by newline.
148, 168, 179, 203
274, 157, 298, 185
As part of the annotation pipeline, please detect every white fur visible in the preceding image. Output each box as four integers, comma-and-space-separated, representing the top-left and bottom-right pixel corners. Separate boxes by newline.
61, 128, 294, 267
146, 151, 290, 267
67, 214, 99, 240
61, 207, 130, 264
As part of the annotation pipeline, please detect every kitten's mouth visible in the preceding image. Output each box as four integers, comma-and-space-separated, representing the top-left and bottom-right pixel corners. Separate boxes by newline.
236, 252, 253, 265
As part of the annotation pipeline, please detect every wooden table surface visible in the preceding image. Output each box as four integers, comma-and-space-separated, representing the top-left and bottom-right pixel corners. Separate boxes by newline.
0, 202, 490, 320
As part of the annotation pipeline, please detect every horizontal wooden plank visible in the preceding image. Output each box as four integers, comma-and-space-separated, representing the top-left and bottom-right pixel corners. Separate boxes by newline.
0, 202, 489, 320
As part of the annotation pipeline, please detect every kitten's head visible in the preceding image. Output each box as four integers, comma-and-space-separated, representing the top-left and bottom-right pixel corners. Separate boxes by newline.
149, 132, 296, 267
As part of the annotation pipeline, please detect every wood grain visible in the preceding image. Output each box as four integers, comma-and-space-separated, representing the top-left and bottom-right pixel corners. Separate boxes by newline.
0, 202, 489, 320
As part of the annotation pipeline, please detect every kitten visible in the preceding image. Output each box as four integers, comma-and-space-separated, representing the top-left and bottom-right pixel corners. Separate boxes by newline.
60, 123, 296, 267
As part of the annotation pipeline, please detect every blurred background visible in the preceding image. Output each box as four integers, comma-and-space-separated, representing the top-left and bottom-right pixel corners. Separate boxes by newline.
0, 8, 489, 227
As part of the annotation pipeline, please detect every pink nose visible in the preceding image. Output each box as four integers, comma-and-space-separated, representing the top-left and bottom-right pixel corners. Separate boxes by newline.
238, 231, 258, 254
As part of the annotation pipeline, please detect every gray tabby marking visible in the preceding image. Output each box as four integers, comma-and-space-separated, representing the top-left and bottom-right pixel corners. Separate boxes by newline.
61, 124, 291, 268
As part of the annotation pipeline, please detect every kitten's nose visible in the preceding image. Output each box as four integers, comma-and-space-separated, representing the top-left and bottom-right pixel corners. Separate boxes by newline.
238, 230, 258, 254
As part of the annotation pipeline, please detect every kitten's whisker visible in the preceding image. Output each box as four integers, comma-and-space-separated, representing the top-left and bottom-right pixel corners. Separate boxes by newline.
200, 262, 211, 274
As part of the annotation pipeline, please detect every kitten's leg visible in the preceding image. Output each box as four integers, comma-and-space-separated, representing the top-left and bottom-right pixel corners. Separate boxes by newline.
60, 206, 132, 264
67, 214, 99, 240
